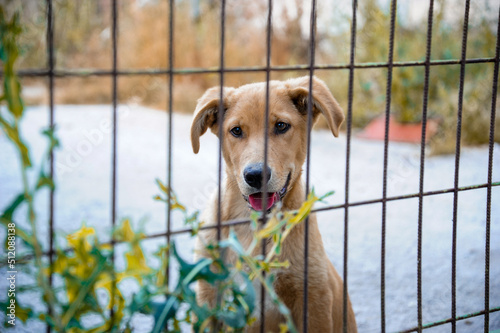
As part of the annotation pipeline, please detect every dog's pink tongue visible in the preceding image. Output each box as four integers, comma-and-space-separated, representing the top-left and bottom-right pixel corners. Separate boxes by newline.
248, 192, 278, 211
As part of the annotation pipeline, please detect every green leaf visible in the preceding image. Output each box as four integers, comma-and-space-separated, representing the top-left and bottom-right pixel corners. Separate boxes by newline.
0, 296, 34, 325
36, 173, 55, 191
4, 75, 24, 118
215, 273, 256, 329
219, 303, 247, 329
65, 316, 85, 330
151, 297, 180, 333
130, 285, 158, 315
238, 273, 256, 318
1, 218, 33, 251
1, 193, 24, 221
219, 230, 246, 256
0, 118, 31, 167
41, 127, 60, 152
0, 10, 23, 120
318, 190, 335, 201
61, 251, 109, 328
172, 242, 229, 286
180, 286, 212, 332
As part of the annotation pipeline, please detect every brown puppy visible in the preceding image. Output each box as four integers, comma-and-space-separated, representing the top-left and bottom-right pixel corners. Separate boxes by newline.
191, 76, 357, 332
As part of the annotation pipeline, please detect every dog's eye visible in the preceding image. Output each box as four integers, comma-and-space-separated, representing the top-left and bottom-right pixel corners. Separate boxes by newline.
230, 126, 243, 137
275, 122, 290, 134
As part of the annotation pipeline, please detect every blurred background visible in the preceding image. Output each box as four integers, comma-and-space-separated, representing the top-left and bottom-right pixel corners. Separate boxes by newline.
5, 0, 500, 153
1, 0, 499, 331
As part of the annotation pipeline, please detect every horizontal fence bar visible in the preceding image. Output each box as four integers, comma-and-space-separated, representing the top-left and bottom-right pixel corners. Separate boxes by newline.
398, 306, 500, 333
6, 181, 499, 265
3, 57, 497, 78
11, 180, 496, 262
141, 181, 500, 238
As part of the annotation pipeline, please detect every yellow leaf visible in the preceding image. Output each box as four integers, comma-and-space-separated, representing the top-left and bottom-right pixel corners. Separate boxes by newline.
154, 246, 169, 287
95, 276, 112, 293
101, 243, 112, 251
95, 277, 125, 310
247, 316, 257, 326
256, 215, 283, 239
153, 195, 164, 201
67, 224, 95, 249
49, 251, 69, 275
171, 202, 186, 211
261, 262, 270, 272
156, 178, 168, 193
289, 191, 319, 226
173, 318, 180, 331
115, 219, 135, 242
125, 251, 152, 279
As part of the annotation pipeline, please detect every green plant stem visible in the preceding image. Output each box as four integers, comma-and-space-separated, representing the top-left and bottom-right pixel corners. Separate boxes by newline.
16, 123, 63, 330
152, 296, 178, 333
182, 259, 212, 287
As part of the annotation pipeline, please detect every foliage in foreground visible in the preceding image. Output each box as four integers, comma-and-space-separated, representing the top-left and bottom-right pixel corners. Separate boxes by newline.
0, 9, 332, 332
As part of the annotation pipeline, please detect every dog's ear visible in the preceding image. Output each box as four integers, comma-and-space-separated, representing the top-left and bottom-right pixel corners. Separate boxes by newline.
191, 86, 235, 154
286, 76, 344, 137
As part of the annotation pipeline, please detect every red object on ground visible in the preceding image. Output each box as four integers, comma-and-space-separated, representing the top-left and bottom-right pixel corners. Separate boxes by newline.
357, 115, 438, 143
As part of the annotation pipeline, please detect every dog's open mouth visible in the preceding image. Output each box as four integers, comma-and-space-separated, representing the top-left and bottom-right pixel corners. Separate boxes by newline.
246, 173, 290, 211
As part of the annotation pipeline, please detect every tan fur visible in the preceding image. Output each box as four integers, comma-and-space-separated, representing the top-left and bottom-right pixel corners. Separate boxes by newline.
191, 76, 358, 332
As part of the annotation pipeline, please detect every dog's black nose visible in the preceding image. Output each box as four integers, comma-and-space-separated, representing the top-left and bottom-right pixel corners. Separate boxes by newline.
244, 163, 272, 189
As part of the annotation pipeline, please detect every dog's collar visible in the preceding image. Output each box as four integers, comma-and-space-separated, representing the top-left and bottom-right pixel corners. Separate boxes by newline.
278, 172, 291, 200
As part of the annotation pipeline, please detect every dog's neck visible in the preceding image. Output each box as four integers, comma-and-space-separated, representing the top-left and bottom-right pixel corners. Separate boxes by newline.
278, 174, 307, 211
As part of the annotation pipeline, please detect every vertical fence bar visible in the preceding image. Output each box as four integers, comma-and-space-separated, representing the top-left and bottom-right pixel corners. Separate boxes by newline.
417, 1, 435, 332
46, 0, 55, 332
484, 5, 500, 332
343, 0, 357, 331
165, 0, 174, 286
110, 0, 118, 321
381, 1, 397, 331
260, 1, 273, 331
216, 0, 226, 243
213, 1, 226, 330
451, 1, 470, 331
303, 1, 317, 331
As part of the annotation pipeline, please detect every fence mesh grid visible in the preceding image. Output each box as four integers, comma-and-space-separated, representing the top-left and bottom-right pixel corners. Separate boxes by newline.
3, 0, 499, 332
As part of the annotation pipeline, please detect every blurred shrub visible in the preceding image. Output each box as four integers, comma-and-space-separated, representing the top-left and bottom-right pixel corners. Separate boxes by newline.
6, 0, 500, 152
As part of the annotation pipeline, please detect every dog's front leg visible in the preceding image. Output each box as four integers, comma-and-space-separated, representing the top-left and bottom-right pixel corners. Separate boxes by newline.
195, 279, 217, 308
193, 229, 219, 309
289, 287, 335, 333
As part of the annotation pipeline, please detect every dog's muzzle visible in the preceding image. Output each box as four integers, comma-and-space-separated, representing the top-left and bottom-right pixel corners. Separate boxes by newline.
243, 172, 291, 212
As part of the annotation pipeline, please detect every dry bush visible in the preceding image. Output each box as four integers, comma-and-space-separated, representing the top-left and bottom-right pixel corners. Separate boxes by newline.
11, 0, 500, 153
55, 77, 112, 104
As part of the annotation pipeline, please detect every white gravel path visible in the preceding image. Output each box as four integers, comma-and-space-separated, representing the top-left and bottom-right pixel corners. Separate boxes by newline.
1, 105, 499, 332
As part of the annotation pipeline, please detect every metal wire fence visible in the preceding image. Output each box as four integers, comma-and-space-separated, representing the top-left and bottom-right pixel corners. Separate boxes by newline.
5, 0, 500, 332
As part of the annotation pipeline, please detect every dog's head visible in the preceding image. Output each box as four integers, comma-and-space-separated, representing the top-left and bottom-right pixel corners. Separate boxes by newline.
190, 76, 344, 211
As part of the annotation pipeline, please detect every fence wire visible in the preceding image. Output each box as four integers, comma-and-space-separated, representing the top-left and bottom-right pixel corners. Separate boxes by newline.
3, 0, 499, 332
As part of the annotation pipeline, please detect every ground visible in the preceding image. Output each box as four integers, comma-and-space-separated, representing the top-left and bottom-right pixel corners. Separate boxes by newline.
0, 105, 499, 332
